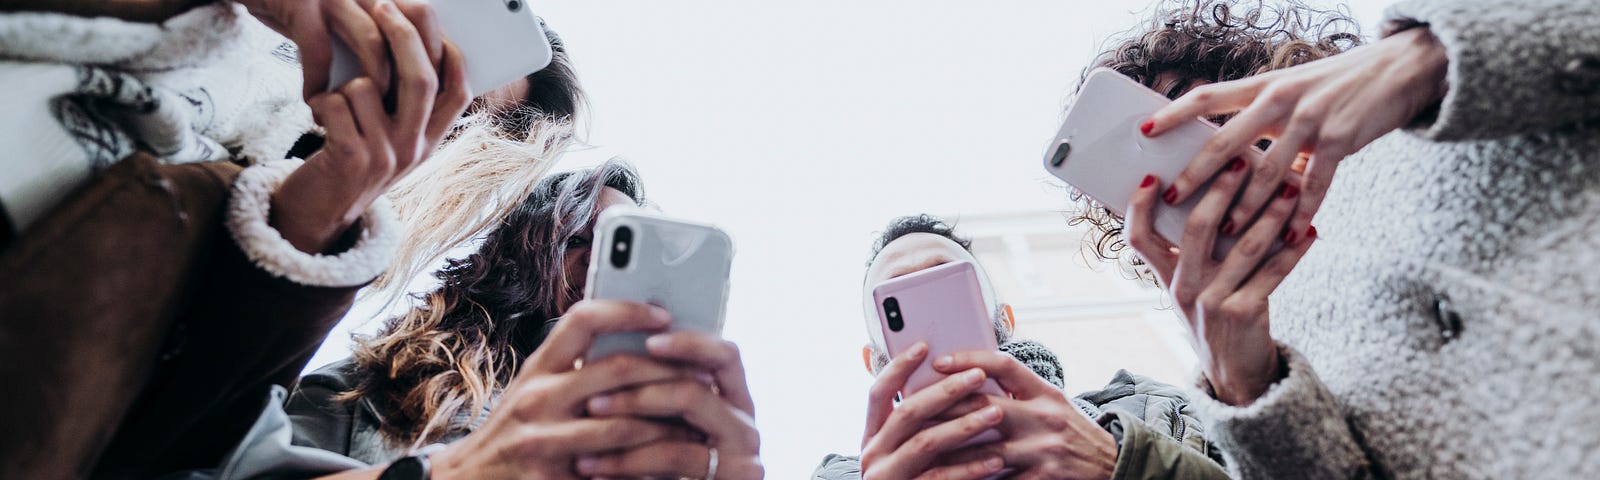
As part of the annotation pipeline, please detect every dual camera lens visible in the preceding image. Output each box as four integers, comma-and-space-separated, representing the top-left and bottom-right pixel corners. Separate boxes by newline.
883, 297, 904, 332
610, 226, 633, 269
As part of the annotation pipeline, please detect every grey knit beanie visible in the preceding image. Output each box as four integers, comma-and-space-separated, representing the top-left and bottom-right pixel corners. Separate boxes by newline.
999, 338, 1065, 389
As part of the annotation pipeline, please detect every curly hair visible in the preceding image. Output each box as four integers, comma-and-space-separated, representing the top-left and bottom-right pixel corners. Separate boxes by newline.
866, 214, 974, 266
1063, 0, 1361, 281
339, 159, 644, 449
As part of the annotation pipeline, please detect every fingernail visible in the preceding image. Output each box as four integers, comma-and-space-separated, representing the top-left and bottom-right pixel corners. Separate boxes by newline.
979, 405, 1002, 422
1140, 174, 1156, 188
587, 395, 613, 413
1283, 229, 1298, 246
1220, 219, 1237, 236
1307, 225, 1319, 240
650, 307, 672, 324
378, 1, 397, 14
1140, 120, 1155, 136
1229, 157, 1248, 172
1280, 183, 1301, 200
963, 369, 984, 384
984, 457, 1005, 471
1162, 186, 1178, 204
932, 355, 952, 369
910, 342, 929, 358
576, 455, 599, 473
646, 334, 671, 351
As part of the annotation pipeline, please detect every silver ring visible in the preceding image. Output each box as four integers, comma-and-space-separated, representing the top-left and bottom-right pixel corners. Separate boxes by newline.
704, 447, 719, 480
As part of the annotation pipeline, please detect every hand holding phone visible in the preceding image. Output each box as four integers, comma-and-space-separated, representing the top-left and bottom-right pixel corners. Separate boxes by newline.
325, 0, 554, 95
1044, 68, 1287, 260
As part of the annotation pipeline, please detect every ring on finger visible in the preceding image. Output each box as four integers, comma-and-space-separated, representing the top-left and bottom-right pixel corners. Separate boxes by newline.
704, 446, 719, 480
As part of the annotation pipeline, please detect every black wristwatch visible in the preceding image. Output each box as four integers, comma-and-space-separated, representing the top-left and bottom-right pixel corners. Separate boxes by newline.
378, 454, 431, 480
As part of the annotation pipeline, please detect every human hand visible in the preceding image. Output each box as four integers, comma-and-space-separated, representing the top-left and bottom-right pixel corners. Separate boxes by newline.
269, 1, 469, 254
931, 351, 1117, 480
1144, 27, 1448, 244
859, 343, 1008, 480
427, 300, 695, 480
1124, 160, 1317, 406
577, 331, 763, 479
240, 0, 384, 98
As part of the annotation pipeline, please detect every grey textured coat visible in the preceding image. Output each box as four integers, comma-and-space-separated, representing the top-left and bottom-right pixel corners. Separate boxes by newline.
1205, 0, 1600, 478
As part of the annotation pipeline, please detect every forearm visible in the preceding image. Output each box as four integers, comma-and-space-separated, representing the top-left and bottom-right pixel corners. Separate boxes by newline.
1385, 0, 1600, 140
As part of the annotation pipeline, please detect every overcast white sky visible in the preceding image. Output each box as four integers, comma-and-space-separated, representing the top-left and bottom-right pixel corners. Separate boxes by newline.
309, 1, 1393, 475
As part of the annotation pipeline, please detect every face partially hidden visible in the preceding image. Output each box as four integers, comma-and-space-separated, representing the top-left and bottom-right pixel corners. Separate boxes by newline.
555, 187, 634, 315
861, 233, 1006, 374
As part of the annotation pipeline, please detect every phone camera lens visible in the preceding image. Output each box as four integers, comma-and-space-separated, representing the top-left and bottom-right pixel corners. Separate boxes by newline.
610, 226, 633, 269
883, 297, 904, 332
505, 0, 522, 12
1049, 140, 1071, 167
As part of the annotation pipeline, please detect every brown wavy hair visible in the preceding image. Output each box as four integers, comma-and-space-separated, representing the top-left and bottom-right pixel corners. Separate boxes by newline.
340, 159, 645, 449
1063, 0, 1361, 281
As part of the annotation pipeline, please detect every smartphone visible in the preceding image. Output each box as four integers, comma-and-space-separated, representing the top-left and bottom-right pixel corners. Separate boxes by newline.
872, 260, 1006, 445
1043, 67, 1275, 259
583, 208, 734, 362
326, 0, 554, 95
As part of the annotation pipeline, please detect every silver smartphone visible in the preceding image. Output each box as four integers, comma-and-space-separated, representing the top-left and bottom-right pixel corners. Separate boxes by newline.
583, 208, 735, 362
326, 0, 554, 94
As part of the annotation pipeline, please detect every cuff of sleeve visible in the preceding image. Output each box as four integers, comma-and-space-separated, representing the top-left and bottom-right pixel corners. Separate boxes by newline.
1200, 343, 1367, 478
226, 159, 399, 288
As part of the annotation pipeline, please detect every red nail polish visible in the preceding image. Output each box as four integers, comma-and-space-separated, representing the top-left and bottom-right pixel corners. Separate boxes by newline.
1140, 175, 1157, 188
1220, 219, 1236, 235
1229, 157, 1247, 172
1162, 186, 1178, 204
1283, 229, 1298, 246
1281, 184, 1301, 200
1307, 225, 1318, 239
1140, 120, 1155, 136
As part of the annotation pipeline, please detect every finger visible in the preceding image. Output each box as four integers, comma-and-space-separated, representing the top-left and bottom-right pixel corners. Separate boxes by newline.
1226, 123, 1311, 237
289, 14, 334, 98
523, 300, 672, 375
931, 350, 1054, 399
870, 405, 1004, 480
1290, 147, 1342, 245
511, 355, 690, 417
1146, 77, 1269, 136
1211, 181, 1299, 291
914, 456, 1006, 480
1236, 224, 1318, 300
932, 394, 996, 422
338, 78, 393, 162
646, 333, 756, 415
423, 40, 471, 145
308, 93, 360, 142
1123, 174, 1178, 285
393, 0, 443, 67
577, 443, 756, 480
369, 0, 436, 166
867, 369, 991, 453
536, 417, 689, 456
1166, 99, 1287, 205
863, 342, 928, 442
1174, 156, 1249, 292
326, 0, 391, 93
587, 379, 758, 452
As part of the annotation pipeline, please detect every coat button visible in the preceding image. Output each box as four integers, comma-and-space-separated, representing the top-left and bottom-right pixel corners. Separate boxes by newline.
1557, 57, 1600, 96
1434, 297, 1463, 342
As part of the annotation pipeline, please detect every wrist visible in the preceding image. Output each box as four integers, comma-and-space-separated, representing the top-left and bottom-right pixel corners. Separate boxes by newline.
1208, 346, 1285, 406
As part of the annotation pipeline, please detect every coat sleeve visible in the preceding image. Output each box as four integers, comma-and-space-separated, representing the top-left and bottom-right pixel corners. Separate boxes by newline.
283, 364, 362, 457
1384, 0, 1600, 141
1202, 343, 1371, 479
225, 159, 400, 288
1104, 412, 1231, 480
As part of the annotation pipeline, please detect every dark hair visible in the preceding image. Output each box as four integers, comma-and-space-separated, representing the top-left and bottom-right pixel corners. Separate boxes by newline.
1064, 0, 1361, 278
342, 159, 644, 449
867, 214, 973, 266
477, 17, 585, 139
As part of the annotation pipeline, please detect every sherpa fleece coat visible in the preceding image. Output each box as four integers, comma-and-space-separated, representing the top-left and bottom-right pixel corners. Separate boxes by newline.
1204, 0, 1600, 478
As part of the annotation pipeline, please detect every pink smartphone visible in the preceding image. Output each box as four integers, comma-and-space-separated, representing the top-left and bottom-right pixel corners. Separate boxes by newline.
1043, 67, 1279, 260
872, 260, 1005, 445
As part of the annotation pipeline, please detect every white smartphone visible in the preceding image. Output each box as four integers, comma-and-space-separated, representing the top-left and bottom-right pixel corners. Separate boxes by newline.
1043, 67, 1274, 259
326, 0, 554, 95
583, 208, 735, 362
